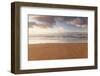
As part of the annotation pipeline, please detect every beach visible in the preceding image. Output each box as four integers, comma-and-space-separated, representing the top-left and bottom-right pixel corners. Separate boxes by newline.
28, 43, 88, 60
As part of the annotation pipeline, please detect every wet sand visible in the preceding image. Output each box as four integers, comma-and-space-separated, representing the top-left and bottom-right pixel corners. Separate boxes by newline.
28, 43, 88, 60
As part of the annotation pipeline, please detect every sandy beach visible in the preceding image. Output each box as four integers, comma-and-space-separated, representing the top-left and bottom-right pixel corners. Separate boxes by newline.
28, 43, 88, 60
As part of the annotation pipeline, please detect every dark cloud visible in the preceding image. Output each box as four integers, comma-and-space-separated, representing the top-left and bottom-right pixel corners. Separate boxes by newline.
28, 16, 56, 28
81, 17, 88, 25
35, 16, 55, 26
28, 22, 51, 28
29, 15, 88, 29
55, 16, 65, 22
28, 22, 36, 28
64, 17, 88, 27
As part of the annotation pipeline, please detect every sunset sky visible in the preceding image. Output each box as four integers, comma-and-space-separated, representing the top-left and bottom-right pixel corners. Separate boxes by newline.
28, 15, 88, 35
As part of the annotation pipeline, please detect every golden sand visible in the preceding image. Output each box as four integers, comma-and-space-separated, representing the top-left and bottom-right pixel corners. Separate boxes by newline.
28, 43, 88, 60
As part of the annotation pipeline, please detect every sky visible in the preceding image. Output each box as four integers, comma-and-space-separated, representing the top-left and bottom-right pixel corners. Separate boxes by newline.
28, 15, 88, 35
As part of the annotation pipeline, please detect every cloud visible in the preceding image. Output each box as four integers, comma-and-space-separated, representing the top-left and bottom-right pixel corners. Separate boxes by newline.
64, 17, 88, 27
35, 16, 55, 25
29, 15, 88, 30
29, 16, 56, 28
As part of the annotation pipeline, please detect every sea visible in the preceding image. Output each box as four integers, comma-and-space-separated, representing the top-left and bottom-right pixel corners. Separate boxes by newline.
29, 32, 87, 44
